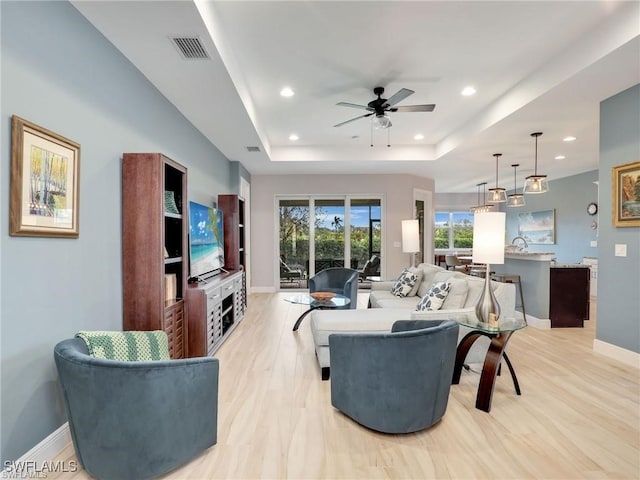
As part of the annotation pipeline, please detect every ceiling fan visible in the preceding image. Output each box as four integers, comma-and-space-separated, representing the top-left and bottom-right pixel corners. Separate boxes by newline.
333, 86, 435, 128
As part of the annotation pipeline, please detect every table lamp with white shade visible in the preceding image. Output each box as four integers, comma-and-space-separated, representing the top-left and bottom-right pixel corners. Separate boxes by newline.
401, 219, 420, 268
472, 212, 506, 328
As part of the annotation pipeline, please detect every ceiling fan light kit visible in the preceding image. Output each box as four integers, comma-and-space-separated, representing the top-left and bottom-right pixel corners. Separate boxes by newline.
334, 86, 435, 130
488, 153, 507, 203
523, 132, 549, 194
372, 114, 392, 129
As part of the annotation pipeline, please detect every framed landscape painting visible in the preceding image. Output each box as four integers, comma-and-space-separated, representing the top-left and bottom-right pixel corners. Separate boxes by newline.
612, 161, 640, 227
518, 209, 555, 245
10, 115, 80, 238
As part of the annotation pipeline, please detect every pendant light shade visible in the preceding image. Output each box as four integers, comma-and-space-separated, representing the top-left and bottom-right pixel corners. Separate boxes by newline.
507, 163, 526, 207
488, 153, 507, 203
523, 132, 549, 194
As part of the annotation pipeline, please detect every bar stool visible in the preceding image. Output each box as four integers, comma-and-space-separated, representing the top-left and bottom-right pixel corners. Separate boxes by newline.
491, 273, 527, 324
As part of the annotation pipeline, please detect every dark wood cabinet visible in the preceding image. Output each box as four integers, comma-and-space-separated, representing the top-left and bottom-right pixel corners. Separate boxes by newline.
185, 270, 245, 357
122, 153, 188, 357
218, 194, 246, 271
549, 267, 590, 328
164, 301, 185, 358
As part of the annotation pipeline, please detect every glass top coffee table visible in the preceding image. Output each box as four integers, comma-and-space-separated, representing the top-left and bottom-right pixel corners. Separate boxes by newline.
452, 316, 526, 413
286, 293, 350, 331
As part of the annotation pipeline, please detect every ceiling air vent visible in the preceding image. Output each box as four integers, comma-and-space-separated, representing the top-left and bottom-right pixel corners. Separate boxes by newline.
246, 146, 261, 152
171, 36, 209, 59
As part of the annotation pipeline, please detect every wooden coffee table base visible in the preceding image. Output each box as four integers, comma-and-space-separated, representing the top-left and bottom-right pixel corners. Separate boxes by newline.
452, 329, 521, 413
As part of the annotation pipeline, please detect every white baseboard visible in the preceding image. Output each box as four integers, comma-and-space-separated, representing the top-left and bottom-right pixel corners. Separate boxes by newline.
593, 339, 640, 368
2, 423, 71, 474
518, 310, 550, 329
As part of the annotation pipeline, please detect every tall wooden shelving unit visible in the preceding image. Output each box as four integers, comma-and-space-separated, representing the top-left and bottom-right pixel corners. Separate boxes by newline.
218, 194, 246, 271
122, 153, 188, 358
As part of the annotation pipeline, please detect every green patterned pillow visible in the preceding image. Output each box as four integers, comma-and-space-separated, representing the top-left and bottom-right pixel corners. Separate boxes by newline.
76, 331, 170, 361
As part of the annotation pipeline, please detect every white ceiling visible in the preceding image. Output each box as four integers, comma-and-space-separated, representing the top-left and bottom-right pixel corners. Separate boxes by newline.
71, 0, 640, 192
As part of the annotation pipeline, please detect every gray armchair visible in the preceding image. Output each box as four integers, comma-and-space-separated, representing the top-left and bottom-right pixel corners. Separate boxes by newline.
309, 267, 358, 309
329, 319, 459, 433
54, 337, 219, 480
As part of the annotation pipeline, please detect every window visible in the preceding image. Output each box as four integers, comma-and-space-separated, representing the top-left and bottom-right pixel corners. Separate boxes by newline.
434, 212, 474, 249
278, 196, 383, 290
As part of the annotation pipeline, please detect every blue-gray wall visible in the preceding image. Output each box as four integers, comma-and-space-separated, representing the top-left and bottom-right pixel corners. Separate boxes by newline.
597, 84, 640, 354
1, 1, 236, 461
504, 170, 599, 263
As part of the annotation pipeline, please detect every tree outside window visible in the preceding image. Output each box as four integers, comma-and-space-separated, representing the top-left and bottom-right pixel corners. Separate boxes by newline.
434, 212, 474, 249
453, 212, 474, 248
434, 212, 450, 249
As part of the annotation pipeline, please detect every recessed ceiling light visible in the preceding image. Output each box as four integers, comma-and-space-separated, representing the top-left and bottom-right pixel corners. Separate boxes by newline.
563, 136, 576, 142
289, 134, 299, 141
414, 134, 424, 140
555, 155, 566, 160
461, 86, 476, 96
280, 87, 294, 97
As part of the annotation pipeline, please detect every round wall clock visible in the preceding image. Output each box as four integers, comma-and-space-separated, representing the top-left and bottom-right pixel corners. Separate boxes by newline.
587, 202, 598, 215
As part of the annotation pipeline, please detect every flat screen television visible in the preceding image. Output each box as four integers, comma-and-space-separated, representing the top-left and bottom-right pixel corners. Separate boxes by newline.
188, 201, 224, 278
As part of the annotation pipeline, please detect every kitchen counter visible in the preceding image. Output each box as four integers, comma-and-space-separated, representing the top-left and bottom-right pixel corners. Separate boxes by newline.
493, 254, 554, 328
493, 255, 590, 329
505, 252, 555, 261
551, 263, 590, 268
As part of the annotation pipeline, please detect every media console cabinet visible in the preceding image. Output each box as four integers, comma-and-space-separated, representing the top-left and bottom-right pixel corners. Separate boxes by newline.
185, 270, 246, 357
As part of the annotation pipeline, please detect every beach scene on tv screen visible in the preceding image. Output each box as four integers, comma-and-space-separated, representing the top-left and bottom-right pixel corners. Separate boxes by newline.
189, 202, 224, 276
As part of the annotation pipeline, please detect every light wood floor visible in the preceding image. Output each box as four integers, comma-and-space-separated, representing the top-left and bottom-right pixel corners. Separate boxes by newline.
52, 292, 639, 479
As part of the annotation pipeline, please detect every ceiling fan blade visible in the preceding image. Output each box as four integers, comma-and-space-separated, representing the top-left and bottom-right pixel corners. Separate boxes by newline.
333, 113, 373, 127
384, 88, 414, 107
391, 104, 436, 112
336, 101, 372, 111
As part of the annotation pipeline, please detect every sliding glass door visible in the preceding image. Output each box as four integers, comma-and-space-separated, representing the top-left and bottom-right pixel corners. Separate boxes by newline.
314, 199, 346, 272
350, 199, 381, 278
278, 196, 382, 289
279, 199, 310, 288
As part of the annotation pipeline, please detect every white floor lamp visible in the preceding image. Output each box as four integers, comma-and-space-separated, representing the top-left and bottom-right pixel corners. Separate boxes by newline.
472, 212, 505, 328
402, 219, 420, 268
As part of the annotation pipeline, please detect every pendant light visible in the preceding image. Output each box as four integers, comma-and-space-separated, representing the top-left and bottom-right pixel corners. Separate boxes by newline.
471, 182, 492, 213
507, 163, 525, 207
488, 153, 507, 203
523, 132, 549, 194
470, 182, 482, 213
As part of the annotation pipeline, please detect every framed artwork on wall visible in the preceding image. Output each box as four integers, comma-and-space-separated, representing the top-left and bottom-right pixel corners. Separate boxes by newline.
517, 209, 555, 244
612, 161, 640, 227
10, 115, 80, 238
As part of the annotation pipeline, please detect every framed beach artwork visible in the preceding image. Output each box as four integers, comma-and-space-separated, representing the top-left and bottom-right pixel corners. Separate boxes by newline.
10, 116, 80, 238
612, 161, 640, 227
517, 209, 555, 245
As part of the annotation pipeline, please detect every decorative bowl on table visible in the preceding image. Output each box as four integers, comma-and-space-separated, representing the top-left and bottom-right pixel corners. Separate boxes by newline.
310, 291, 336, 302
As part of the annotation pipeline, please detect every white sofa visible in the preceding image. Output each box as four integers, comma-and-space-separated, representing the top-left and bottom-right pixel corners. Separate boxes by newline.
310, 263, 516, 379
